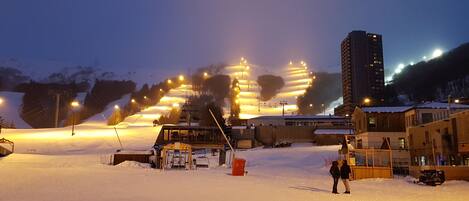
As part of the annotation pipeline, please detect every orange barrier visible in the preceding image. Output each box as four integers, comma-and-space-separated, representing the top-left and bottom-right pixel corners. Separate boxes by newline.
232, 158, 246, 176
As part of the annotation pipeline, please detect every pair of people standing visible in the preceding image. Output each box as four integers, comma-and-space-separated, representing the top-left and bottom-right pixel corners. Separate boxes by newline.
329, 160, 351, 194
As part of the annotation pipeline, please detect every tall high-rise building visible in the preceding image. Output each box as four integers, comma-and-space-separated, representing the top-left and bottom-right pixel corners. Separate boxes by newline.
335, 31, 385, 116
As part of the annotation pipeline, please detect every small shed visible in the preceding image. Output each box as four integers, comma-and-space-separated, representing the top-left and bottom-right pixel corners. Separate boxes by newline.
313, 128, 353, 145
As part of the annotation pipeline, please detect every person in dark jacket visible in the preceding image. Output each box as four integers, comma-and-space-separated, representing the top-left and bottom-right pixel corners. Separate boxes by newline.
329, 161, 340, 194
340, 160, 351, 194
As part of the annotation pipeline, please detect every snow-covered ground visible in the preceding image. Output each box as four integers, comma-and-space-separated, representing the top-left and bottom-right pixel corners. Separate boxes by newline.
1, 80, 468, 201
1, 145, 468, 201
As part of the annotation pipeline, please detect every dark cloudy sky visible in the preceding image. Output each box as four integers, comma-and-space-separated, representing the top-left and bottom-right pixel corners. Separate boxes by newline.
1, 0, 469, 82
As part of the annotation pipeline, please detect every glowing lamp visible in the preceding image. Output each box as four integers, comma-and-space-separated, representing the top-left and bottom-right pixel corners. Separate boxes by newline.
70, 101, 80, 108
363, 98, 371, 104
114, 105, 120, 110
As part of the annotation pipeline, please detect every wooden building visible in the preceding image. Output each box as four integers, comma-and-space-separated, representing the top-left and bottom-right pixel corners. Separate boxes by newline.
407, 110, 469, 180
352, 106, 412, 172
155, 125, 227, 149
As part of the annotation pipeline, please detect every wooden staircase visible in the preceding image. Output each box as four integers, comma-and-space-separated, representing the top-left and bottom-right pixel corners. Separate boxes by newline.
0, 138, 14, 157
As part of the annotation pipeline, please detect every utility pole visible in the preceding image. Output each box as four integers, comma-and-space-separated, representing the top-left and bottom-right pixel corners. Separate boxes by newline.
447, 95, 452, 115
279, 101, 288, 116
55, 94, 60, 128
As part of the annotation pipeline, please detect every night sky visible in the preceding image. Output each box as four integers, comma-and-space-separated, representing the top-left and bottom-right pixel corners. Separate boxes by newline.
1, 0, 469, 83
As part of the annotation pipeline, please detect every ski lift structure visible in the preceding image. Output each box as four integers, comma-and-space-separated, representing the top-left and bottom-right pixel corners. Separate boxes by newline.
0, 138, 14, 157
161, 142, 193, 170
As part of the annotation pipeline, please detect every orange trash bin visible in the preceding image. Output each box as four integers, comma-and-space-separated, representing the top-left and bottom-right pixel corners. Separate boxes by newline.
232, 158, 246, 176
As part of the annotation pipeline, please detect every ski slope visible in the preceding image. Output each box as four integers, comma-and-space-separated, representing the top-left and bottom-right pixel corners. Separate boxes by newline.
224, 59, 312, 119
0, 84, 194, 154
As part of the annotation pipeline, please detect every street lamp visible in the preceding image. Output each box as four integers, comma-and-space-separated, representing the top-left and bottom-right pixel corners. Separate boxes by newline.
203, 72, 209, 78
0, 97, 4, 105
454, 99, 460, 104
363, 98, 371, 106
70, 101, 80, 136
167, 79, 172, 84
179, 75, 184, 81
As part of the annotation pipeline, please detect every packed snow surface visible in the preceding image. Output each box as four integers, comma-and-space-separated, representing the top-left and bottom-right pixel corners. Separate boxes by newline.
1, 145, 468, 201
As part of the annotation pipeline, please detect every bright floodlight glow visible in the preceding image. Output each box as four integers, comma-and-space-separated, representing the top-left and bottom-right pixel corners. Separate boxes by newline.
289, 61, 293, 65
167, 79, 172, 84
363, 98, 371, 104
131, 99, 136, 103
385, 76, 393, 82
203, 72, 208, 77
179, 75, 184, 81
70, 101, 80, 107
114, 105, 120, 110
172, 103, 180, 108
454, 99, 460, 103
0, 97, 3, 105
410, 62, 414, 65
423, 56, 427, 60
432, 49, 443, 58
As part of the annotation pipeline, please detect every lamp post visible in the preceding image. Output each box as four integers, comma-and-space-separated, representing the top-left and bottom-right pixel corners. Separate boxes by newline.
0, 97, 4, 133
363, 98, 371, 106
70, 101, 80, 136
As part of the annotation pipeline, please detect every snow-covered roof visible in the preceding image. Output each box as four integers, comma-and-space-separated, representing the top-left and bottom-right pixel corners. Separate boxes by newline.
250, 115, 346, 120
314, 129, 354, 135
415, 102, 469, 109
361, 106, 412, 113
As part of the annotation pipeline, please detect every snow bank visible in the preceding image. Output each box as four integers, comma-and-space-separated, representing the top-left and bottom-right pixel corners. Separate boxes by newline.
115, 160, 151, 169
1, 147, 468, 201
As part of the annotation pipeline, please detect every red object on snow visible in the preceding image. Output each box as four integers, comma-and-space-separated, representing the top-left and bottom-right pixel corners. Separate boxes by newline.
232, 158, 246, 176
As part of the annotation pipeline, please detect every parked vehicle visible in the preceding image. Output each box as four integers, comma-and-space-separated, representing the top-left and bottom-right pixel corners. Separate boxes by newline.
415, 170, 445, 186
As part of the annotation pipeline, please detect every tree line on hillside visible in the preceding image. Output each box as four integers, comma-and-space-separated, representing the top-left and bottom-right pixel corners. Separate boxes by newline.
297, 72, 342, 114
389, 42, 469, 102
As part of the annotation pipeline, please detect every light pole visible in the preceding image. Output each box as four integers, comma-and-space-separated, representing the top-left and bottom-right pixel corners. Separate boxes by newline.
0, 97, 4, 133
279, 101, 288, 116
70, 101, 80, 136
